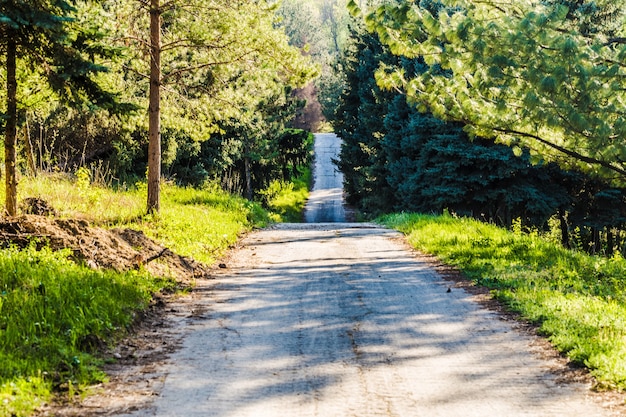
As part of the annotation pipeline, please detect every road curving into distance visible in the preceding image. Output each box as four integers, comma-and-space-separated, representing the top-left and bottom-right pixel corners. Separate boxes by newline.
117, 133, 616, 417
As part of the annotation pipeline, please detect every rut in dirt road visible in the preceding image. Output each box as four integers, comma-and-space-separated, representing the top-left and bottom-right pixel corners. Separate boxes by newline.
113, 133, 616, 417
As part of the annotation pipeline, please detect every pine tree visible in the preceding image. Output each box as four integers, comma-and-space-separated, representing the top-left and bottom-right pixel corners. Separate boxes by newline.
1, 0, 128, 216
362, 0, 626, 184
334, 23, 396, 215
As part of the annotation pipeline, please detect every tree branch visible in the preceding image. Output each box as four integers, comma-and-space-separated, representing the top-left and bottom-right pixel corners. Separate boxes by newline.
491, 126, 626, 178
606, 37, 626, 46
161, 49, 258, 83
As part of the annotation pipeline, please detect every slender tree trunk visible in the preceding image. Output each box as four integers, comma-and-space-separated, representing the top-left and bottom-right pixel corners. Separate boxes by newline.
147, 0, 162, 214
244, 154, 252, 201
589, 227, 600, 255
607, 228, 614, 256
6, 36, 18, 217
24, 114, 37, 177
558, 208, 570, 249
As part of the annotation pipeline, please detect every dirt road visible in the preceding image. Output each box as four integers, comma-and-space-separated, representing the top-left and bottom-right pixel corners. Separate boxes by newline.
304, 133, 346, 223
118, 223, 614, 416
108, 134, 616, 416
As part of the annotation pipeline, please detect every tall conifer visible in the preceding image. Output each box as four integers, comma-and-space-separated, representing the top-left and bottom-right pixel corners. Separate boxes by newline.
0, 0, 126, 215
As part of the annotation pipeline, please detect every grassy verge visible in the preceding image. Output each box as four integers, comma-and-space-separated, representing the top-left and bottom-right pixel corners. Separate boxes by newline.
0, 175, 272, 417
0, 245, 172, 416
17, 175, 271, 264
260, 168, 311, 223
380, 212, 626, 391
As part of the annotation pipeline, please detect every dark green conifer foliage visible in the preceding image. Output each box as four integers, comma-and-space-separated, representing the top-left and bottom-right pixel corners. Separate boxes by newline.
335, 20, 572, 225
1, 0, 130, 215
382, 87, 571, 226
360, 0, 626, 183
334, 22, 397, 215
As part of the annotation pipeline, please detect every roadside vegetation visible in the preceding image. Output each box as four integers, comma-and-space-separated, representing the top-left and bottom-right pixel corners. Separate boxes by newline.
381, 213, 626, 391
0, 170, 309, 417
336, 2, 626, 257
261, 169, 312, 223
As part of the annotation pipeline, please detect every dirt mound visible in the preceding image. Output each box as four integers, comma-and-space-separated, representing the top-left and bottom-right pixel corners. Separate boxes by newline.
0, 215, 207, 283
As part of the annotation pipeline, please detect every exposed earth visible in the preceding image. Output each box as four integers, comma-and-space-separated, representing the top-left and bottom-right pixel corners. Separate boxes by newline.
1, 206, 206, 284
18, 134, 626, 416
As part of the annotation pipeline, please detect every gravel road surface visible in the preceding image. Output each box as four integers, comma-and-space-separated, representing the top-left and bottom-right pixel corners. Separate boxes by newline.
121, 224, 610, 417
304, 133, 346, 223
116, 133, 614, 416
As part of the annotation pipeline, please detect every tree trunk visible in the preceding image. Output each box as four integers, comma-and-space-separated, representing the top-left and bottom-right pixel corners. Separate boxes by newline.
607, 228, 614, 256
147, 0, 162, 214
589, 227, 600, 255
24, 114, 37, 177
244, 154, 252, 201
558, 208, 570, 249
5, 35, 18, 217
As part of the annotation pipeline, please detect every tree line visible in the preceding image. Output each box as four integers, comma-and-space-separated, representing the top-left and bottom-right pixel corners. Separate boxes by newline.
1, 0, 319, 215
336, 0, 626, 254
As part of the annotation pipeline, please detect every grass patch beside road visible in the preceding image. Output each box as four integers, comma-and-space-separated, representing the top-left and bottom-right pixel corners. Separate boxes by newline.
381, 212, 626, 391
0, 246, 167, 416
261, 169, 311, 223
0, 175, 273, 417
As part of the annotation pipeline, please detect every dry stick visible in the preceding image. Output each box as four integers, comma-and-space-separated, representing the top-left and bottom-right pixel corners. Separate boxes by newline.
144, 248, 171, 264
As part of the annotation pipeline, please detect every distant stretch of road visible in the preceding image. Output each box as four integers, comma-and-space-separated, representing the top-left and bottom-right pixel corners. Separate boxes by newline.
304, 133, 346, 223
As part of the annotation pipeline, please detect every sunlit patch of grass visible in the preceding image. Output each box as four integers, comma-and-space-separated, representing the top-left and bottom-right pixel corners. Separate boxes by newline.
13, 175, 269, 264
381, 212, 626, 390
120, 183, 269, 265
0, 375, 50, 417
0, 245, 165, 417
260, 169, 311, 223
14, 173, 145, 223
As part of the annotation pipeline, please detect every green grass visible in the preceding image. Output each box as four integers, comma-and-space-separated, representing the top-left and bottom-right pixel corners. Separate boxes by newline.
119, 183, 269, 265
260, 169, 311, 223
15, 176, 270, 265
0, 245, 167, 416
0, 174, 273, 416
380, 212, 626, 391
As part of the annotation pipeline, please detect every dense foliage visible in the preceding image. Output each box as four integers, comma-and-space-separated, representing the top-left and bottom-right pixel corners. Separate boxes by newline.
0, 0, 133, 215
0, 0, 318, 212
334, 14, 626, 254
357, 0, 626, 183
